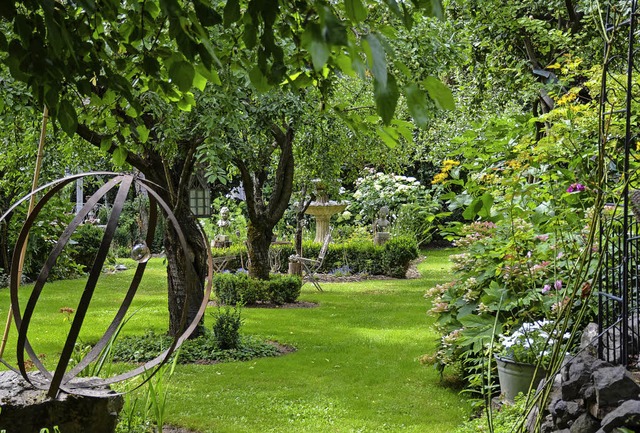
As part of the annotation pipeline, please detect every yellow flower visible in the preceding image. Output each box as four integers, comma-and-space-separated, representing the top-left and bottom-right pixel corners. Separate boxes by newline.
431, 172, 448, 184
442, 159, 460, 172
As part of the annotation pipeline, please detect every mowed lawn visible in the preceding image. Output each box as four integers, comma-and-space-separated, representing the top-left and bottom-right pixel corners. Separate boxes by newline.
165, 248, 469, 432
0, 249, 469, 432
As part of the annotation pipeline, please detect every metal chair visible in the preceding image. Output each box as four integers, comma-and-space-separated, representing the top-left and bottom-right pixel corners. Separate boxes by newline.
289, 231, 332, 292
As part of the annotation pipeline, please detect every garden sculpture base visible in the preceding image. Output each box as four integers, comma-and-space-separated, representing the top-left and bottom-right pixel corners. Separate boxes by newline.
0, 371, 123, 433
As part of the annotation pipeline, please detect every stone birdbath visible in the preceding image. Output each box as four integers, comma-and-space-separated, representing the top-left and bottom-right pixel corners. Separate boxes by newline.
305, 180, 347, 243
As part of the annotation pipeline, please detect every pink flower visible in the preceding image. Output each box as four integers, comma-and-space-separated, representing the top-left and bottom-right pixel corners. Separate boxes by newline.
542, 284, 551, 294
567, 183, 586, 193
554, 280, 563, 290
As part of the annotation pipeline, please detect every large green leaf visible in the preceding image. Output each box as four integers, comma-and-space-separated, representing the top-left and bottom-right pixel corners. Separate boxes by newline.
363, 33, 387, 86
423, 76, 455, 110
462, 196, 483, 220
169, 60, 195, 92
249, 66, 271, 91
405, 84, 430, 128
477, 192, 494, 219
302, 25, 330, 71
373, 74, 399, 125
113, 146, 128, 166
344, 0, 367, 23
223, 0, 240, 27
57, 99, 78, 135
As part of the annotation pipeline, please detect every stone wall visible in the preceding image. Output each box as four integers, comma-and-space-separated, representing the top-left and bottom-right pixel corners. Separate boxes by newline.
527, 346, 640, 432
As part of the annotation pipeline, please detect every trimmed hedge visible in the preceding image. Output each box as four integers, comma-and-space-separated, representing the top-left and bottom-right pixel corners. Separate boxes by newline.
212, 236, 418, 278
213, 273, 302, 305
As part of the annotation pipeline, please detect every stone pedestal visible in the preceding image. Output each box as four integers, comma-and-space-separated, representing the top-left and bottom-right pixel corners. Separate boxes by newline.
305, 202, 346, 243
374, 232, 390, 246
0, 371, 123, 433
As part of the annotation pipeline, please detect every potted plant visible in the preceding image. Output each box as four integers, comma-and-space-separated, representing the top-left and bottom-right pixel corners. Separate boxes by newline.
495, 320, 567, 402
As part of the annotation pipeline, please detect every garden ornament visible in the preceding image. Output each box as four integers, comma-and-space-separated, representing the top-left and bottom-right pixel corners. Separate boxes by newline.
0, 172, 213, 399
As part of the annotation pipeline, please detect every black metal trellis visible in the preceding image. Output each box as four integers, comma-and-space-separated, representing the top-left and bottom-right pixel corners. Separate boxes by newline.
599, 0, 640, 366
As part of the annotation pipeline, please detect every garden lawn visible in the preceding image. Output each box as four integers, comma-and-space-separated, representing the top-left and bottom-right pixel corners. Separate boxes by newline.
0, 249, 469, 432
166, 248, 469, 433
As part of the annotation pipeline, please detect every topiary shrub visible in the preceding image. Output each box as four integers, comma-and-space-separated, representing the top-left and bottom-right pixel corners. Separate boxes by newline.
213, 273, 302, 305
71, 223, 105, 272
267, 274, 302, 305
213, 273, 266, 305
212, 305, 243, 350
382, 236, 419, 278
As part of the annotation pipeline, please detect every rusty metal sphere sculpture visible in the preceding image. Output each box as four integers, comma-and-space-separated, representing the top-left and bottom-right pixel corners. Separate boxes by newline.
0, 172, 213, 398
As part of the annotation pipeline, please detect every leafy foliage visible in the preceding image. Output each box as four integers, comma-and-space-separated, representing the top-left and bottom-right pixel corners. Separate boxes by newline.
212, 304, 243, 350
213, 273, 302, 306
111, 330, 280, 364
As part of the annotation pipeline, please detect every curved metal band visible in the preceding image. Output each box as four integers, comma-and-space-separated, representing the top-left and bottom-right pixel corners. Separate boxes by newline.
3, 173, 213, 397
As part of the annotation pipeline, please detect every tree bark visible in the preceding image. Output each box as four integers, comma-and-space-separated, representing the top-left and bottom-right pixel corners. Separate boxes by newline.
164, 201, 207, 337
246, 221, 273, 280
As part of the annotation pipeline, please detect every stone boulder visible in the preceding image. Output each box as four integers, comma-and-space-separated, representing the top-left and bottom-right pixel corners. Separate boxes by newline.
597, 400, 640, 432
0, 371, 123, 433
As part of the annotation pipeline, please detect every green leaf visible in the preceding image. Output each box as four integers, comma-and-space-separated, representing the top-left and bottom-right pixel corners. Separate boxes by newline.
223, 0, 241, 27
113, 146, 128, 166
363, 33, 387, 86
195, 64, 221, 85
302, 25, 330, 71
145, 1, 160, 19
423, 76, 455, 110
462, 197, 483, 220
100, 137, 112, 152
344, 0, 367, 23
373, 73, 398, 125
193, 71, 207, 91
405, 84, 430, 128
477, 192, 494, 219
136, 125, 150, 143
57, 99, 78, 135
169, 60, 195, 92
335, 54, 356, 77
177, 92, 196, 111
376, 126, 398, 149
248, 66, 271, 92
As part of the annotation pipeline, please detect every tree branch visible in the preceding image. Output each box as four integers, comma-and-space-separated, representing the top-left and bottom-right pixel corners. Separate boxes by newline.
76, 123, 150, 172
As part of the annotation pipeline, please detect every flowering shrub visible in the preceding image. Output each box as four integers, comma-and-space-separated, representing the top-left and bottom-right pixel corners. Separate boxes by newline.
425, 216, 597, 390
342, 170, 441, 245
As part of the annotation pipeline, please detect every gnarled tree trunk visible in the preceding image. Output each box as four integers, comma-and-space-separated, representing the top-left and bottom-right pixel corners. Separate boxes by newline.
236, 123, 296, 280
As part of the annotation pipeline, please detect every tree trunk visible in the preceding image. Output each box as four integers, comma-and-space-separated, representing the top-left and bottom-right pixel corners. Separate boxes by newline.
246, 221, 273, 280
163, 201, 207, 337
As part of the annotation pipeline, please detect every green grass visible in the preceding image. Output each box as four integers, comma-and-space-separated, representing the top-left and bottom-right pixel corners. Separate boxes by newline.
0, 249, 469, 432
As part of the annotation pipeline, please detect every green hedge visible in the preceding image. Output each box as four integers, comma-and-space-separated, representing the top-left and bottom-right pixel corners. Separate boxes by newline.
212, 236, 418, 278
213, 273, 302, 305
